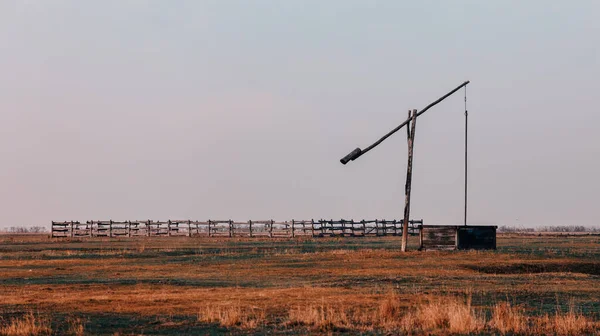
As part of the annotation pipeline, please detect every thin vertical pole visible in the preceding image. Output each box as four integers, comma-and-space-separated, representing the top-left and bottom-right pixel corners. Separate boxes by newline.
402, 109, 418, 252
464, 85, 468, 226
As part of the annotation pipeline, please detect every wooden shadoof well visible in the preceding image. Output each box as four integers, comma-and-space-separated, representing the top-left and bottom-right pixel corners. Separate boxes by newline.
51, 219, 424, 239
418, 225, 497, 251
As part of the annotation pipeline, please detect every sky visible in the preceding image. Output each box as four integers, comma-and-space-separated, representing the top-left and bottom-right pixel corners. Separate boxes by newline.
1, 1, 599, 228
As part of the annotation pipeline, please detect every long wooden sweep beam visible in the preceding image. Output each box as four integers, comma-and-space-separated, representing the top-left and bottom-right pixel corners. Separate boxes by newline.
340, 80, 470, 164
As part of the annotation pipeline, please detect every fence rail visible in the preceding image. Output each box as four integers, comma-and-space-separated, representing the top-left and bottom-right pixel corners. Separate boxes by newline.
51, 219, 423, 238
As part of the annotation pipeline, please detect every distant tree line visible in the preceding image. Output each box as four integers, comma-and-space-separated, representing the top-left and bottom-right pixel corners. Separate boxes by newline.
1, 226, 48, 233
498, 225, 600, 233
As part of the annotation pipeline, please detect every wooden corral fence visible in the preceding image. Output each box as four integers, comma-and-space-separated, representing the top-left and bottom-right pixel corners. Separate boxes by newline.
418, 225, 497, 251
51, 219, 423, 238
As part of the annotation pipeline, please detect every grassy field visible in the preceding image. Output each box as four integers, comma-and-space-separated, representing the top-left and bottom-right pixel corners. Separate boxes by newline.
0, 233, 599, 335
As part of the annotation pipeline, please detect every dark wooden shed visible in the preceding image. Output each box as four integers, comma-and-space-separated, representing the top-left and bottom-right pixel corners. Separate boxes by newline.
419, 225, 497, 251
456, 226, 497, 250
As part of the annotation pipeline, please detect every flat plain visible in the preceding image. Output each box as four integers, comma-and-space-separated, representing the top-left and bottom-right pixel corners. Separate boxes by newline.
0, 233, 599, 335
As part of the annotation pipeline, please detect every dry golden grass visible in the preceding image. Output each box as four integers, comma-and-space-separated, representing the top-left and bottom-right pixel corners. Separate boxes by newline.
287, 300, 351, 331
0, 312, 52, 336
65, 317, 85, 336
196, 292, 599, 335
0, 234, 599, 334
491, 301, 528, 334
198, 303, 265, 329
419, 296, 485, 333
540, 302, 594, 336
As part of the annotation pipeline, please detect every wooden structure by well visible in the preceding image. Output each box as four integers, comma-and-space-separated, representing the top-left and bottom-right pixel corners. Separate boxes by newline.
418, 225, 497, 251
339, 81, 472, 252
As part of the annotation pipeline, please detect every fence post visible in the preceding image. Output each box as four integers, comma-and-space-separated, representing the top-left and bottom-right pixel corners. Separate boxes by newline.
269, 220, 273, 238
311, 219, 315, 237
188, 220, 192, 237
229, 220, 233, 238
248, 220, 253, 238
127, 221, 131, 237
109, 220, 113, 238
291, 220, 295, 238
419, 224, 424, 250
208, 220, 212, 237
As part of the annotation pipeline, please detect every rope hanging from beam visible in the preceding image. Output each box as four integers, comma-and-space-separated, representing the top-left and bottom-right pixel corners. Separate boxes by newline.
464, 85, 468, 226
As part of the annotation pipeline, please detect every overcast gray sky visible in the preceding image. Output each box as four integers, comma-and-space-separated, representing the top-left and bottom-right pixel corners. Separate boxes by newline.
1, 1, 599, 228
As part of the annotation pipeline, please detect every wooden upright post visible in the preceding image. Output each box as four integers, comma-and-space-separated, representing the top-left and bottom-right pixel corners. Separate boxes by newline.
291, 220, 295, 238
402, 109, 418, 252
248, 220, 253, 238
419, 224, 424, 250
